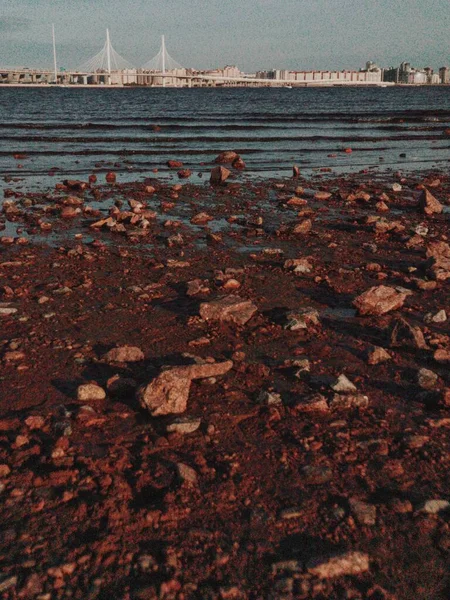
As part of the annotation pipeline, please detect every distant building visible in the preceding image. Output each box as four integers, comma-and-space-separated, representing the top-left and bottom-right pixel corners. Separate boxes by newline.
439, 66, 449, 83
383, 66, 400, 83
223, 65, 241, 78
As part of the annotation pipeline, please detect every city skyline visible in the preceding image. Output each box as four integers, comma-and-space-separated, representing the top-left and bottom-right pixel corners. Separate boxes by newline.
1, 0, 450, 72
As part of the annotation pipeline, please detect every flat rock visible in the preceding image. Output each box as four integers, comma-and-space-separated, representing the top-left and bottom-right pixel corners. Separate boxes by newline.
294, 394, 329, 413
137, 360, 233, 416
215, 151, 239, 164
353, 285, 408, 316
306, 551, 369, 579
166, 417, 202, 434
77, 384, 106, 402
199, 295, 257, 325
293, 219, 312, 234
102, 346, 145, 363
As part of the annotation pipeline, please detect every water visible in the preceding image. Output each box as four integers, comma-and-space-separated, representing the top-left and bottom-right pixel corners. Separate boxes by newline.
0, 86, 449, 192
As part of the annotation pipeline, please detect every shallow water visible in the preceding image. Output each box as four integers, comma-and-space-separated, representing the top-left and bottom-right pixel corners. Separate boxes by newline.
0, 86, 449, 192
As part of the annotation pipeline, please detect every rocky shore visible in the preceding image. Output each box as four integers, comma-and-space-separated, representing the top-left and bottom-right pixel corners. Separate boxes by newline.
0, 163, 449, 599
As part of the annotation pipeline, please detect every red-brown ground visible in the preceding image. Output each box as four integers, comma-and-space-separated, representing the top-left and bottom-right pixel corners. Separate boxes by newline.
0, 171, 449, 599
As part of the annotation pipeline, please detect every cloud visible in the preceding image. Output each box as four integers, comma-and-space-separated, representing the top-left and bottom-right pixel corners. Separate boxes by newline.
0, 16, 31, 34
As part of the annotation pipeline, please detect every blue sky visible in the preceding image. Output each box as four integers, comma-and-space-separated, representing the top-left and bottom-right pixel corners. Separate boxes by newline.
1, 0, 449, 71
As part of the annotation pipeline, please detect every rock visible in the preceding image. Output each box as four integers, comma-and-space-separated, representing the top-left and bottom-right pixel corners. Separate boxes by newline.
279, 507, 303, 519
0, 304, 18, 316
191, 212, 213, 225
210, 166, 231, 185
418, 499, 450, 514
293, 219, 312, 234
0, 464, 11, 477
232, 157, 246, 169
284, 307, 320, 330
3, 351, 25, 362
418, 188, 443, 215
348, 498, 377, 525
166, 417, 202, 434
177, 169, 192, 179
176, 462, 198, 485
389, 317, 428, 349
331, 374, 357, 393
426, 241, 450, 281
294, 394, 329, 413
102, 346, 145, 363
301, 465, 332, 485
286, 196, 307, 207
61, 206, 80, 219
167, 160, 183, 168
105, 172, 116, 183
257, 391, 282, 405
137, 360, 233, 416
199, 296, 257, 325
284, 258, 312, 273
314, 191, 332, 201
424, 309, 447, 323
353, 285, 408, 316
376, 201, 389, 212
306, 551, 369, 578
367, 346, 391, 365
392, 183, 402, 192
330, 394, 369, 409
0, 576, 18, 593
417, 368, 438, 390
215, 151, 239, 164
222, 278, 240, 291
434, 349, 450, 363
76, 384, 106, 402
25, 415, 45, 430
187, 279, 209, 296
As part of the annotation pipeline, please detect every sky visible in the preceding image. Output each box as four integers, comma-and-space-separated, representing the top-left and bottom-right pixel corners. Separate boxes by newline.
1, 0, 449, 72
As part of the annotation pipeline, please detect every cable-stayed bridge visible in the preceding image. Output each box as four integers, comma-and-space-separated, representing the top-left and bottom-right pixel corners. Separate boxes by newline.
0, 29, 389, 87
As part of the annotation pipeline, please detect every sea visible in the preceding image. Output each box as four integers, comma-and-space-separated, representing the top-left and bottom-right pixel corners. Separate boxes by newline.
0, 85, 449, 191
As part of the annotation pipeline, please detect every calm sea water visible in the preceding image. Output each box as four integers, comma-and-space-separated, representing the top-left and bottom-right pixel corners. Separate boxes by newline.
0, 86, 449, 191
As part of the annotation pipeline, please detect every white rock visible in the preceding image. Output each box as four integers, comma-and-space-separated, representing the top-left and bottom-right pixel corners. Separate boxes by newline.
418, 499, 450, 514
306, 551, 370, 578
166, 417, 202, 434
331, 374, 357, 394
176, 462, 198, 485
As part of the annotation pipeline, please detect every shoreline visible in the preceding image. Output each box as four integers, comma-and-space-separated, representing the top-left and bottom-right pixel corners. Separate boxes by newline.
1, 168, 449, 598
4, 82, 449, 89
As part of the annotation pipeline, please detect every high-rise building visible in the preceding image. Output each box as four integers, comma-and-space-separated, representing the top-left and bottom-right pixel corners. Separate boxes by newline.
439, 66, 449, 84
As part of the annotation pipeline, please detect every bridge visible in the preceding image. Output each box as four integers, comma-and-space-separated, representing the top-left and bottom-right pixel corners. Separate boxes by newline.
0, 29, 391, 88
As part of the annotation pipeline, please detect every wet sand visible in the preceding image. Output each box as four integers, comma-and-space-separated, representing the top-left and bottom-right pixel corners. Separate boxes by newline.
0, 167, 449, 599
